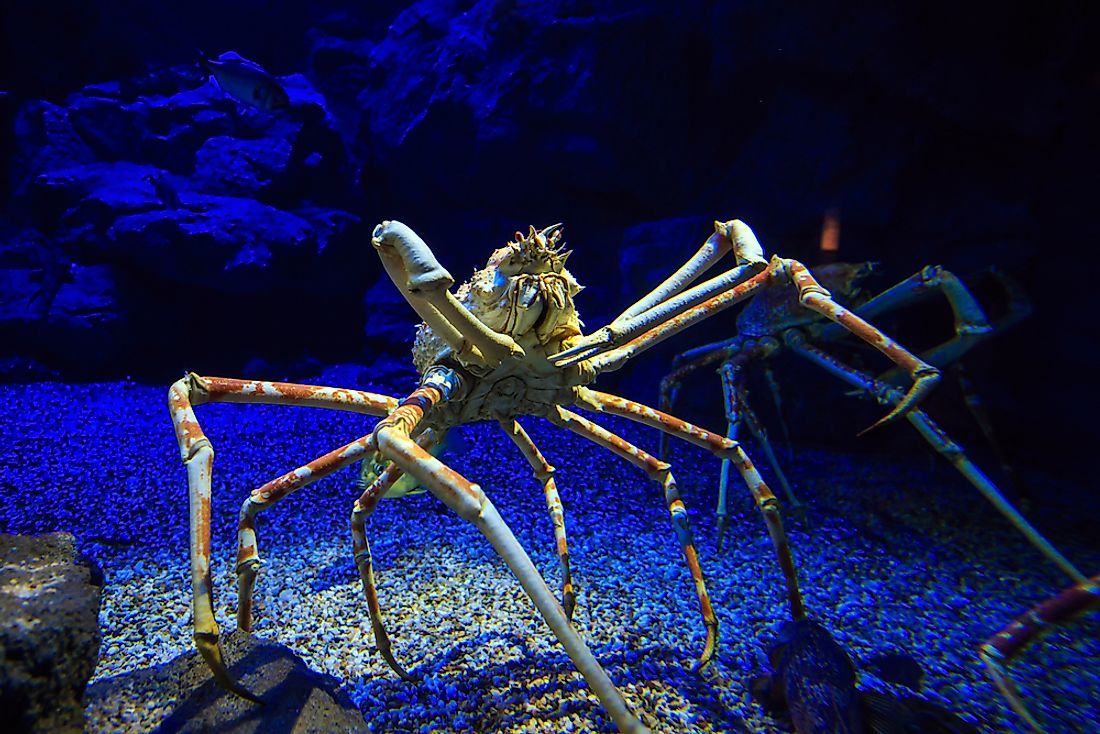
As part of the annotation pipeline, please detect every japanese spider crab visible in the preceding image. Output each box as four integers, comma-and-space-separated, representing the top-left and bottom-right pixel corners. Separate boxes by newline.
655, 256, 1084, 583
652, 236, 1093, 728
170, 219, 946, 732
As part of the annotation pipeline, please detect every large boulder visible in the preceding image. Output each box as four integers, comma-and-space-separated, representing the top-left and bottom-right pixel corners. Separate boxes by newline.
3, 59, 369, 379
0, 222, 129, 376
0, 533, 104, 734
86, 631, 368, 733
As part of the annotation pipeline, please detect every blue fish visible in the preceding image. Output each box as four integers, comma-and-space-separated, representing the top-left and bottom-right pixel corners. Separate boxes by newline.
199, 50, 290, 111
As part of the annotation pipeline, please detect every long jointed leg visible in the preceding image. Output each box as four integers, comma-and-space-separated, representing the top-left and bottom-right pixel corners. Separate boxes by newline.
980, 572, 1100, 733
500, 419, 577, 620
717, 363, 803, 547
812, 264, 993, 358
547, 407, 719, 667
554, 220, 767, 365
779, 260, 941, 432
656, 336, 780, 461
348, 426, 444, 681
786, 337, 1086, 583
573, 253, 938, 431
575, 388, 806, 622
371, 372, 648, 733
349, 433, 440, 683
168, 373, 398, 702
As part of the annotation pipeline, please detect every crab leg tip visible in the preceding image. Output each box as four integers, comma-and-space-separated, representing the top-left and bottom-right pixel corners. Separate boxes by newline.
195, 633, 264, 705
858, 367, 940, 436
698, 623, 719, 670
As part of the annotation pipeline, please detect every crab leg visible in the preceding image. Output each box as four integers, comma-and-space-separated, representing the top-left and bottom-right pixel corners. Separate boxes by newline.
871, 267, 1032, 386
950, 363, 1029, 508
815, 265, 993, 344
372, 220, 524, 367
169, 373, 397, 702
656, 337, 779, 460
814, 264, 993, 385
785, 335, 1086, 583
348, 430, 443, 682
718, 363, 803, 546
780, 260, 942, 432
574, 388, 805, 622
372, 371, 648, 734
979, 572, 1100, 733
553, 220, 766, 364
548, 407, 719, 666
500, 419, 577, 620
589, 264, 781, 373
584, 257, 941, 431
617, 220, 750, 321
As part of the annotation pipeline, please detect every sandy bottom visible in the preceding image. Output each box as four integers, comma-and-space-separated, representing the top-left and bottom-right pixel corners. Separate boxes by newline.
2, 380, 1096, 733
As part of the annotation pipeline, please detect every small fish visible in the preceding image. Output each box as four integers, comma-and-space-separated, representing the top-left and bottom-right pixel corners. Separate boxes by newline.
358, 428, 467, 499
198, 50, 289, 111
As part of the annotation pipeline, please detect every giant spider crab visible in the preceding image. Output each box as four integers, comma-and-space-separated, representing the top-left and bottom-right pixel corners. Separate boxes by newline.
170, 219, 946, 732
648, 244, 1094, 727
654, 257, 1083, 586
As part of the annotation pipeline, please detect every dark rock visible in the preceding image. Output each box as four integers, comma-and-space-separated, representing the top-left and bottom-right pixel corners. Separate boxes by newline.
3, 60, 364, 381
85, 631, 368, 734
362, 275, 420, 350
10, 101, 97, 201
106, 196, 326, 293
29, 161, 163, 235
0, 533, 104, 734
0, 356, 61, 382
192, 135, 295, 200
0, 220, 130, 375
66, 95, 150, 162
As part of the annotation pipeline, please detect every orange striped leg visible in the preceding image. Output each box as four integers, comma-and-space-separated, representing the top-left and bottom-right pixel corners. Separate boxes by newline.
576, 387, 805, 622
347, 430, 442, 682
374, 386, 647, 733
500, 419, 576, 620
779, 259, 941, 432
547, 406, 719, 668
168, 373, 396, 702
979, 572, 1100, 732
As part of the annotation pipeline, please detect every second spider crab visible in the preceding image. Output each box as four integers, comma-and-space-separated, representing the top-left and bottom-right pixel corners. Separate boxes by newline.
170, 219, 945, 732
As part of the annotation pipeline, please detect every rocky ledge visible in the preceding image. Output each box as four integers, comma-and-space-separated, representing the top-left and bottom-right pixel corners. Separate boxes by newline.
0, 533, 104, 734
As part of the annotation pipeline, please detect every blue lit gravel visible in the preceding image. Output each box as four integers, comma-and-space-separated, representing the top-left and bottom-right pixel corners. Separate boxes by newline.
1, 379, 1096, 733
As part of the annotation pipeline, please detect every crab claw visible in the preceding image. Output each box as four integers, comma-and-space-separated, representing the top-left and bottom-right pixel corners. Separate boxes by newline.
858, 366, 941, 436
195, 632, 264, 704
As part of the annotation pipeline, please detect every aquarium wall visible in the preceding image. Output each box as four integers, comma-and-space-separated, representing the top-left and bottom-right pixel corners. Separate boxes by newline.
1, 0, 1096, 466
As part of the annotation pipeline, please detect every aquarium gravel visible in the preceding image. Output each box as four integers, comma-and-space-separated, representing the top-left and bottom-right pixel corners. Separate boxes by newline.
2, 379, 1097, 733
